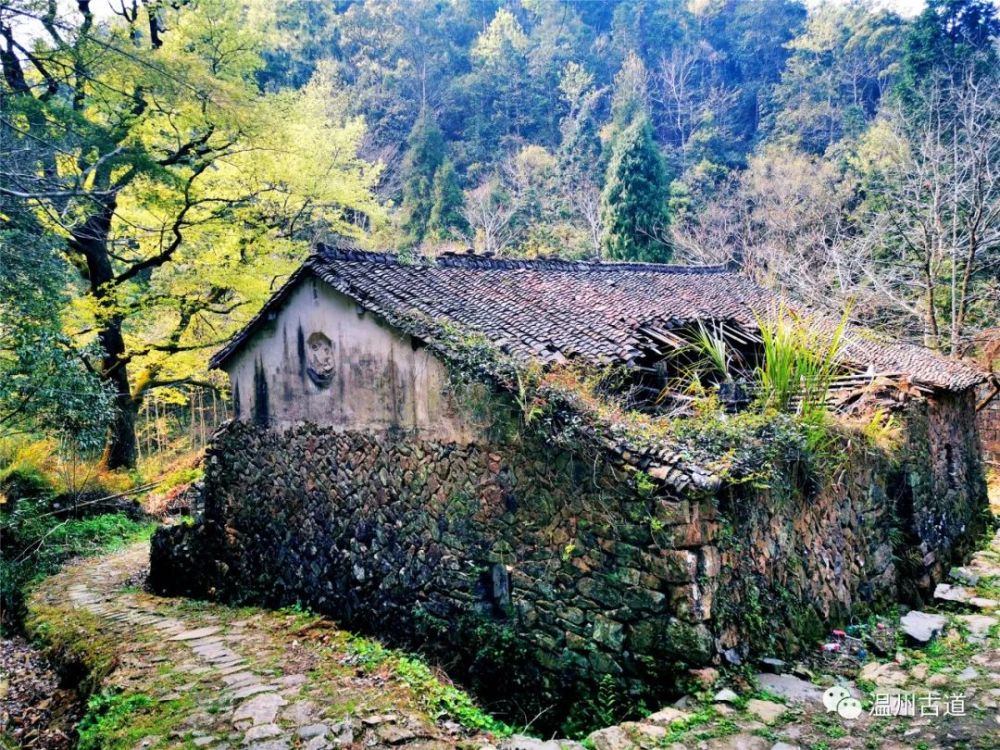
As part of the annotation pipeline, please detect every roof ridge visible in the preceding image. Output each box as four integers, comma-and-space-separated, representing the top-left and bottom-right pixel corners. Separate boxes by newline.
314, 243, 735, 275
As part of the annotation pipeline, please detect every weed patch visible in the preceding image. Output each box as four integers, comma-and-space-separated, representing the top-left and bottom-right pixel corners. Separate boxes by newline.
77, 691, 155, 750
346, 636, 513, 735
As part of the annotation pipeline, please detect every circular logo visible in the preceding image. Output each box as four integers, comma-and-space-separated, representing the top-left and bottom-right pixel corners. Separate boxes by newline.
837, 697, 863, 720
823, 686, 851, 712
823, 686, 862, 720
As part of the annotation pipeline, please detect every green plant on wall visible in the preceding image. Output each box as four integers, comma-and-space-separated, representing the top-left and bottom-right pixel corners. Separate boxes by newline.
633, 470, 656, 497
694, 320, 734, 382
754, 305, 849, 417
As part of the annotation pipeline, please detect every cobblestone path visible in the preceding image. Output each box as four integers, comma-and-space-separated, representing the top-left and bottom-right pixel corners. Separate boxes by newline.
28, 541, 493, 750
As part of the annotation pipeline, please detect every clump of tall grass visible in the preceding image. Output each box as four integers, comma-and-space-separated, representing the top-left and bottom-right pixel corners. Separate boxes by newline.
694, 320, 732, 381
754, 304, 849, 417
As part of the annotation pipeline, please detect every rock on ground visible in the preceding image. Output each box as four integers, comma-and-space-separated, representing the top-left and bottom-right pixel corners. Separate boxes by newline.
899, 611, 947, 643
754, 674, 825, 705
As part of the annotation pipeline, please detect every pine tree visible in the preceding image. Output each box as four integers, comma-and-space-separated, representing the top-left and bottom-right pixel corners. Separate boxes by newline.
427, 159, 469, 240
400, 108, 446, 244
600, 116, 672, 262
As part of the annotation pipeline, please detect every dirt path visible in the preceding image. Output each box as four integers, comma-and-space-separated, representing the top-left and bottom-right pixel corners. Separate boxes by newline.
24, 541, 495, 750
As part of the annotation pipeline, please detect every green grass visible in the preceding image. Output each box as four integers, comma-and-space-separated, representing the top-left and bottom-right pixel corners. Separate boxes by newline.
75, 687, 205, 750
346, 636, 513, 735
1, 508, 155, 632
904, 629, 979, 676
815, 713, 849, 738
754, 305, 848, 416
693, 320, 733, 380
642, 707, 718, 744
77, 691, 155, 750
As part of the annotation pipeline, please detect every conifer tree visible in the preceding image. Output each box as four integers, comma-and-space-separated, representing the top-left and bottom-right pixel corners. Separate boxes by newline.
600, 116, 672, 262
427, 159, 469, 240
400, 108, 446, 244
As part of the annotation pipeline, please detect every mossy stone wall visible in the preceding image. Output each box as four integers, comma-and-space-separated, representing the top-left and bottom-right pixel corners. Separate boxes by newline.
150, 390, 987, 717
975, 383, 999, 468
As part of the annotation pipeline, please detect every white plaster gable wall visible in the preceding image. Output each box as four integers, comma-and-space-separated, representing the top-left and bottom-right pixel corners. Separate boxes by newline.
224, 277, 475, 442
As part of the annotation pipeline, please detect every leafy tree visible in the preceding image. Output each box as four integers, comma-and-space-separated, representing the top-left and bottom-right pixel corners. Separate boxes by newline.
600, 117, 672, 262
519, 0, 595, 148
769, 2, 903, 154
462, 7, 538, 161
306, 0, 476, 160
0, 1, 381, 467
255, 0, 339, 90
900, 0, 1000, 92
0, 215, 112, 451
557, 62, 606, 254
699, 0, 807, 150
609, 0, 691, 72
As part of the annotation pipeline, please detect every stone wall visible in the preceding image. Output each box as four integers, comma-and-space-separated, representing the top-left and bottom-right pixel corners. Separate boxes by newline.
906, 390, 990, 585
151, 390, 987, 722
712, 390, 988, 659
977, 383, 1000, 467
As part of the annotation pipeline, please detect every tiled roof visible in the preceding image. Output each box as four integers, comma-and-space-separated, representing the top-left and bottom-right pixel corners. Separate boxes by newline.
210, 246, 986, 392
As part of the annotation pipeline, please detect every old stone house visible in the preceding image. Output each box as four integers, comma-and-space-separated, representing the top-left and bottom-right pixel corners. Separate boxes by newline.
152, 246, 990, 718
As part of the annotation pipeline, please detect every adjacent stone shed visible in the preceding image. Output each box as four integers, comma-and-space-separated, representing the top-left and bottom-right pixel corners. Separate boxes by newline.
152, 247, 990, 718
978, 382, 1000, 466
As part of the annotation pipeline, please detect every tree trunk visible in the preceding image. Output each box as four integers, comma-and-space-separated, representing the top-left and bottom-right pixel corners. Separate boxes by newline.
70, 197, 138, 469
101, 331, 138, 469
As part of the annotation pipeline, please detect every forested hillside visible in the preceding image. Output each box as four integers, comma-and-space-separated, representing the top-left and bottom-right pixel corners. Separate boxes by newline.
1, 0, 999, 468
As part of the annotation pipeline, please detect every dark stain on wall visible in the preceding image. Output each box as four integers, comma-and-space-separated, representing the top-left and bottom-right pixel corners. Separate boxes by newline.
383, 348, 405, 428
280, 326, 294, 401
253, 357, 269, 427
296, 324, 307, 383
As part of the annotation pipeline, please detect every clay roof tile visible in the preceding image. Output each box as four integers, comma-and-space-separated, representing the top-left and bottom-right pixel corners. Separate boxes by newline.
210, 246, 986, 393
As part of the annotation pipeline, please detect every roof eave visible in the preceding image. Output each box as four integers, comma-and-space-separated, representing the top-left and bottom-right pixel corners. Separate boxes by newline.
208, 261, 319, 371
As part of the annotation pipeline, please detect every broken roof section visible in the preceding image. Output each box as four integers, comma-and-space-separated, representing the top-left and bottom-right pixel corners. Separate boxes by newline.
211, 246, 986, 393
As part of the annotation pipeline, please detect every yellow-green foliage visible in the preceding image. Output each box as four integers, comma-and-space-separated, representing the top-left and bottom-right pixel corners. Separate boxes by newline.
0, 437, 134, 501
